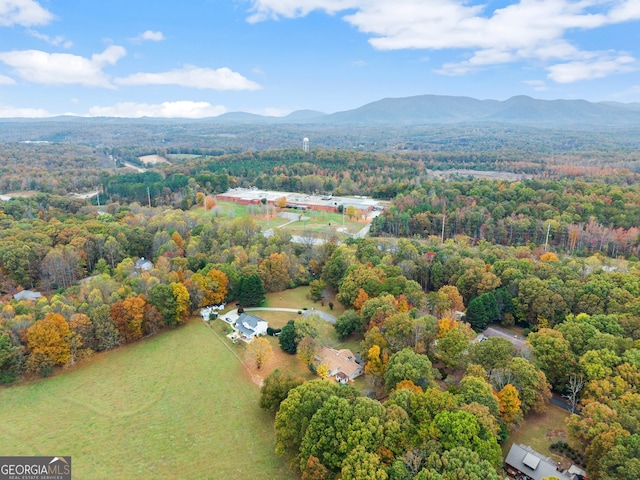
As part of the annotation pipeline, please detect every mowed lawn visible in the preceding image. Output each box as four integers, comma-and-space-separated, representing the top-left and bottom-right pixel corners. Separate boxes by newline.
0, 320, 294, 480
502, 403, 572, 467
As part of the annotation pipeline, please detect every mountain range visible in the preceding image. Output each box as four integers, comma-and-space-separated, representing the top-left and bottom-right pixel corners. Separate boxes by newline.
4, 94, 640, 128
210, 94, 640, 127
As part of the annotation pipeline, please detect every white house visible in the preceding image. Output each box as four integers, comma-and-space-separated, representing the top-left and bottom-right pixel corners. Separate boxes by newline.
233, 313, 268, 342
135, 257, 154, 271
315, 346, 364, 383
13, 290, 42, 301
199, 303, 225, 321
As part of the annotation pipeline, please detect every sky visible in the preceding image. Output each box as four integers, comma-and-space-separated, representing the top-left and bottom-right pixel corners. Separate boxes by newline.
0, 0, 639, 118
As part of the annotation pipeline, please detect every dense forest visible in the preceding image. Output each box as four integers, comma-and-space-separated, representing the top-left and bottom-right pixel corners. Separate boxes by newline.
1, 129, 639, 479
0, 189, 638, 478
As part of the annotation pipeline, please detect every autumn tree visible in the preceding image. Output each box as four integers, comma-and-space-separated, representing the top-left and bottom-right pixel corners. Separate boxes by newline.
275, 196, 287, 209
204, 195, 216, 210
309, 279, 326, 302
148, 283, 178, 326
497, 384, 523, 425
316, 363, 329, 380
337, 264, 386, 309
25, 313, 71, 374
352, 288, 369, 312
204, 268, 229, 305
110, 295, 146, 343
259, 252, 292, 292
297, 336, 319, 366
247, 337, 272, 369
171, 282, 191, 324
302, 456, 328, 480
491, 357, 552, 415
417, 446, 501, 480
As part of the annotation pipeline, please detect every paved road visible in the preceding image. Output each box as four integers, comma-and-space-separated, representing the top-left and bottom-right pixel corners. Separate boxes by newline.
352, 223, 371, 239
222, 307, 337, 324
483, 327, 528, 351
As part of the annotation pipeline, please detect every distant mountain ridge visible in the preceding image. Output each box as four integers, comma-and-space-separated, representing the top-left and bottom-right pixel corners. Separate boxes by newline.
3, 95, 640, 127
205, 94, 640, 127
319, 94, 640, 126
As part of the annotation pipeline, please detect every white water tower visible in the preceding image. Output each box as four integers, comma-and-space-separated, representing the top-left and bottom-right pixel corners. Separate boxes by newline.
303, 137, 309, 152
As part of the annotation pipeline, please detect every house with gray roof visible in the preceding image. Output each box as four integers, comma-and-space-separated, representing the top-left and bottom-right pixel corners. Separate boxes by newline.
13, 290, 42, 301
505, 444, 570, 480
135, 257, 154, 272
233, 313, 268, 342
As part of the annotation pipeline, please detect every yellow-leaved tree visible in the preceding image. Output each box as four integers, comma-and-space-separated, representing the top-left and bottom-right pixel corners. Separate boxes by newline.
498, 383, 523, 425
247, 337, 272, 370
171, 282, 191, 323
26, 313, 71, 374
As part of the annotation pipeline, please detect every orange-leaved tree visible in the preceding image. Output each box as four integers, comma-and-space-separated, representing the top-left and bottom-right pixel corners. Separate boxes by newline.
26, 312, 72, 374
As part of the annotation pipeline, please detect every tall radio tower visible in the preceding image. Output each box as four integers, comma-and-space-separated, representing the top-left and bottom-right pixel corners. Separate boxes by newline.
303, 137, 309, 152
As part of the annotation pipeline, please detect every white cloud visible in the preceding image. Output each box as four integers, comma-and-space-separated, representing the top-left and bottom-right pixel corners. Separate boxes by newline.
523, 79, 549, 92
0, 73, 15, 84
548, 53, 637, 83
257, 107, 292, 117
133, 30, 165, 42
247, 0, 359, 23
0, 103, 52, 117
115, 65, 261, 90
88, 101, 227, 118
0, 46, 126, 87
27, 29, 73, 48
247, 0, 640, 82
0, 0, 53, 27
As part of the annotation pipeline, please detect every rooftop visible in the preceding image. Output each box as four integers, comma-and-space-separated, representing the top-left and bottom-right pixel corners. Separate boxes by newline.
316, 346, 363, 379
505, 444, 570, 480
217, 188, 383, 211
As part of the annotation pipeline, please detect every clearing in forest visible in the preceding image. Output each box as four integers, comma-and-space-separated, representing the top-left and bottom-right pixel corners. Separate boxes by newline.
0, 320, 293, 480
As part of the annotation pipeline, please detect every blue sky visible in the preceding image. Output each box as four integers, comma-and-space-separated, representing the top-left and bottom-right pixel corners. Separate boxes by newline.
0, 0, 639, 117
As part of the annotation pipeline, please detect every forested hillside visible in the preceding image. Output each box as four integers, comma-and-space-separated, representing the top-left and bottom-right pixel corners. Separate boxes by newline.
1, 130, 639, 479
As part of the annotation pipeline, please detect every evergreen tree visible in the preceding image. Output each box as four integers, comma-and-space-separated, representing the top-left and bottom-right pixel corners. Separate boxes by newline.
0, 332, 23, 383
279, 320, 297, 354
238, 274, 266, 307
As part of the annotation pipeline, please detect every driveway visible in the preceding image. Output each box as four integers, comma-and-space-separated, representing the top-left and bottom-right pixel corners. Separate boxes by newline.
223, 307, 337, 324
483, 326, 528, 351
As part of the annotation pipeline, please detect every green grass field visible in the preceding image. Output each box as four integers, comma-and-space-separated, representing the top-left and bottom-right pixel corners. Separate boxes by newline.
199, 201, 368, 239
0, 320, 294, 480
502, 403, 571, 468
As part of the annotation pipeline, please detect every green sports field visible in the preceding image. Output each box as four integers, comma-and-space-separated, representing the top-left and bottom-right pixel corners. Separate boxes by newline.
0, 320, 294, 480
